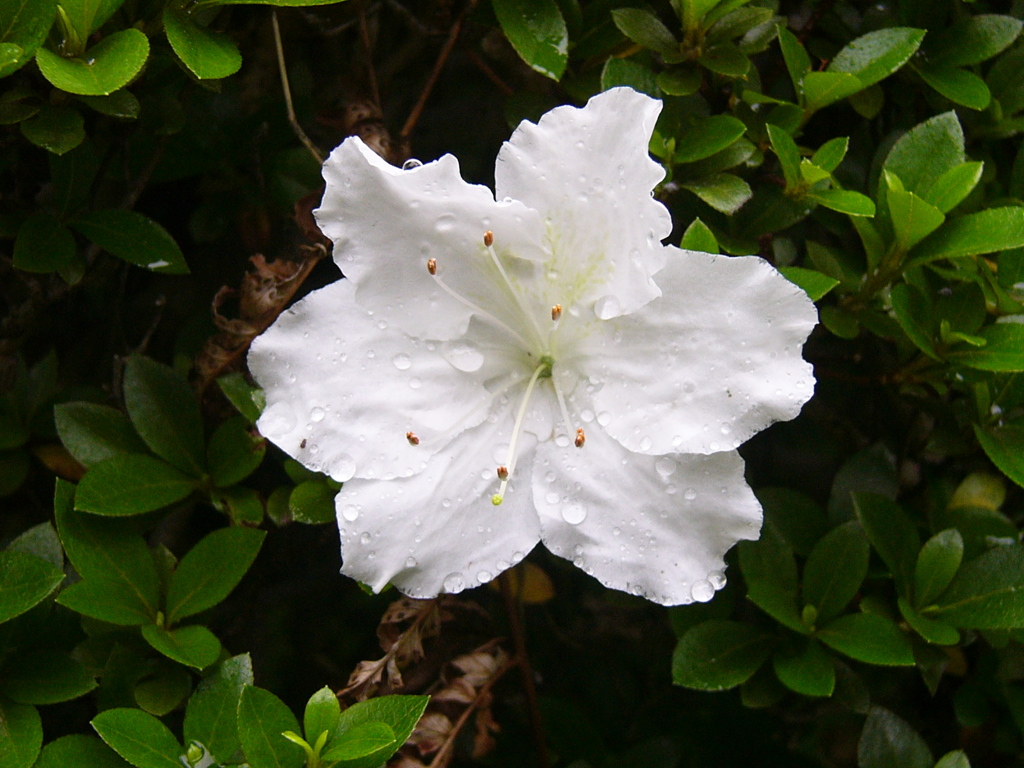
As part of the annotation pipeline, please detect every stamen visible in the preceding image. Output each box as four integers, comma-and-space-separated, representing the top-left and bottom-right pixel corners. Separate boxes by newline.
575, 428, 586, 448
483, 230, 494, 247
427, 260, 532, 348
551, 304, 562, 321
492, 360, 550, 506
483, 233, 545, 347
406, 431, 420, 446
427, 258, 437, 275
496, 466, 508, 480
551, 373, 578, 448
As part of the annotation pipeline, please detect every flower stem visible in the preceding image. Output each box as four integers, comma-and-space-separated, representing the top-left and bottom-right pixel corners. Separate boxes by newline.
499, 571, 550, 768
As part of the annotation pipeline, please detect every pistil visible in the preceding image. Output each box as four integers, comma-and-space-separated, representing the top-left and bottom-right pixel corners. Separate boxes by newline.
492, 359, 551, 506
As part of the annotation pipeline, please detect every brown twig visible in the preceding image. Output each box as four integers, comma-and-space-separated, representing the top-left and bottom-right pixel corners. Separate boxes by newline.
272, 10, 324, 165
464, 49, 514, 96
499, 572, 550, 768
358, 0, 382, 108
400, 0, 480, 142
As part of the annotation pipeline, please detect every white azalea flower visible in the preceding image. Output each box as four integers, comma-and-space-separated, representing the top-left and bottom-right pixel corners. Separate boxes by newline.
248, 87, 817, 606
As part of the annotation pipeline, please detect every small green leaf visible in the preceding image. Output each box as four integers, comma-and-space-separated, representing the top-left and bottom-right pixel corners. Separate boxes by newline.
681, 173, 751, 215
778, 267, 839, 302
321, 722, 395, 762
12, 213, 76, 273
166, 527, 266, 624
0, 698, 41, 768
973, 424, 1024, 489
951, 324, 1024, 372
164, 6, 241, 80
134, 662, 191, 717
304, 686, 341, 746
59, 0, 128, 38
698, 42, 749, 77
811, 137, 848, 172
289, 480, 337, 525
898, 597, 960, 645
806, 188, 876, 217
777, 26, 811, 92
0, 549, 64, 625
672, 620, 773, 691
757, 487, 828, 557
216, 373, 264, 423
656, 67, 701, 96
0, 0, 58, 78
816, 613, 914, 666
75, 453, 195, 516
57, 578, 157, 625
20, 105, 84, 155
890, 283, 939, 359
142, 624, 222, 669
674, 116, 747, 164
934, 751, 971, 768
828, 27, 925, 88
121, 356, 205, 475
802, 71, 863, 112
858, 706, 932, 768
0, 650, 96, 704
924, 15, 1023, 69
802, 521, 870, 624
923, 162, 983, 214
766, 124, 800, 188
738, 524, 805, 631
71, 210, 189, 274
680, 218, 718, 254
92, 708, 183, 768
492, 0, 567, 80
931, 545, 1024, 628
328, 695, 428, 768
54, 402, 148, 467
35, 30, 149, 96
853, 493, 920, 600
772, 638, 834, 697
600, 58, 659, 98
611, 8, 677, 55
76, 90, 141, 118
909, 207, 1024, 266
207, 417, 265, 487
237, 686, 304, 768
918, 65, 990, 111
885, 172, 945, 251
8, 522, 62, 569
915, 529, 964, 608
35, 735, 130, 768
884, 111, 964, 198
184, 654, 253, 764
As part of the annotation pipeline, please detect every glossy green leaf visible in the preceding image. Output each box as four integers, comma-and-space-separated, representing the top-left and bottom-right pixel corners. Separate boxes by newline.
8, 522, 62, 569
681, 173, 751, 214
0, 650, 96, 704
163, 6, 241, 80
816, 613, 914, 666
611, 8, 677, 55
289, 480, 338, 525
853, 493, 920, 599
600, 58, 659, 98
951, 324, 1024, 372
304, 686, 341, 745
909, 207, 1024, 266
738, 524, 804, 631
898, 597, 959, 645
75, 453, 195, 516
924, 162, 983, 214
680, 218, 718, 254
57, 578, 157, 625
672, 620, 773, 691
12, 213, 76, 273
924, 15, 1023, 68
766, 124, 800, 188
59, 0, 127, 38
756, 487, 828, 557
71, 209, 189, 274
0, 0, 57, 77
915, 529, 964, 608
858, 706, 932, 768
772, 638, 834, 697
973, 424, 1024, 489
166, 527, 265, 624
237, 685, 304, 768
934, 751, 971, 768
20, 105, 84, 155
674, 116, 746, 164
35, 30, 149, 96
930, 545, 1024, 628
321, 722, 395, 762
918, 66, 990, 111
883, 111, 964, 198
217, 373, 264, 423
0, 698, 41, 768
92, 708, 182, 768
698, 42, 749, 77
779, 267, 839, 302
0, 549, 63, 625
492, 0, 567, 80
829, 27, 924, 88
184, 654, 253, 763
121, 356, 205, 475
802, 521, 870, 624
802, 71, 863, 112
35, 735, 130, 768
885, 172, 945, 251
811, 137, 848, 172
142, 624, 221, 669
656, 67, 701, 96
207, 416, 265, 487
328, 695, 428, 768
806, 189, 876, 217
76, 90, 141, 119
54, 402, 148, 467
134, 662, 191, 717
890, 283, 939, 359
777, 26, 810, 91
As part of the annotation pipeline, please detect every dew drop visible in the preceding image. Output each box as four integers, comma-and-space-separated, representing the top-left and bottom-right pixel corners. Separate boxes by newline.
341, 505, 359, 522
443, 572, 466, 593
477, 570, 493, 583
691, 579, 715, 603
684, 487, 697, 500
435, 213, 456, 232
613, 527, 621, 536
655, 457, 676, 477
409, 378, 422, 389
402, 158, 423, 170
594, 295, 621, 320
545, 491, 560, 504
260, 402, 296, 435
310, 406, 325, 423
580, 409, 595, 423
555, 434, 570, 447
393, 353, 412, 370
708, 570, 727, 589
359, 532, 372, 545
405, 556, 418, 568
443, 342, 485, 372
720, 423, 732, 435
333, 453, 357, 482
639, 436, 653, 451
545, 471, 556, 483
597, 412, 611, 426
561, 501, 587, 524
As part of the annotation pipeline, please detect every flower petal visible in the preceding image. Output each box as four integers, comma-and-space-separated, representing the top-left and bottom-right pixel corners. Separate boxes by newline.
494, 87, 671, 316
335, 414, 542, 596
581, 248, 817, 455
315, 137, 546, 341
249, 279, 495, 481
533, 426, 761, 605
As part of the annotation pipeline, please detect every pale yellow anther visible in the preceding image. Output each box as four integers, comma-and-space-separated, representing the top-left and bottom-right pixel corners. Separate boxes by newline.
483, 230, 494, 247
497, 466, 508, 480
427, 258, 437, 275
406, 431, 420, 446
575, 428, 586, 448
551, 304, 562, 321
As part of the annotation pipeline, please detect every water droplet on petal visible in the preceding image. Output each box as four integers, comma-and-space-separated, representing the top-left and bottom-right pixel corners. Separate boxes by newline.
639, 436, 653, 451
393, 353, 412, 370
260, 402, 296, 435
443, 572, 466, 593
561, 501, 587, 524
405, 556, 418, 568
691, 579, 715, 602
443, 342, 485, 372
708, 570, 726, 589
477, 570, 493, 583
402, 158, 423, 170
580, 409, 594, 423
684, 487, 697, 501
655, 457, 676, 477
435, 213, 456, 232
594, 295, 621, 320
409, 378, 422, 389
310, 406, 325, 423
359, 531, 372, 545
341, 505, 359, 522
597, 412, 611, 426
333, 453, 357, 482
545, 491, 560, 504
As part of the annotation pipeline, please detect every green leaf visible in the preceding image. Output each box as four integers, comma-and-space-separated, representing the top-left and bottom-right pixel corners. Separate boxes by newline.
757, 487, 828, 557
811, 137, 848, 172
8, 522, 62, 569
853, 493, 920, 599
76, 90, 140, 118
915, 529, 964, 608
924, 15, 1023, 69
142, 624, 221, 669
12, 213, 76, 273
923, 162, 983, 214
217, 485, 265, 525
611, 8, 677, 55
492, 0, 567, 80
207, 417, 265, 487
237, 685, 304, 768
656, 67, 701, 96
57, 578, 158, 625
917, 65, 991, 111
166, 527, 265, 624
858, 706, 932, 768
163, 6, 241, 80
321, 722, 395, 762
779, 266, 838, 302
934, 751, 970, 768
973, 424, 1024, 489
0, 0, 57, 78
672, 620, 773, 691
951, 324, 1024, 372
59, 0, 127, 38
884, 111, 964, 198
121, 356, 205, 475
674, 116, 746, 164
75, 453, 195, 516
802, 71, 863, 112
304, 686, 341, 745
184, 654, 253, 764
890, 283, 938, 359
71, 210, 188, 274
909, 207, 1024, 266
930, 545, 1024, 628
777, 26, 810, 92
698, 42, 749, 77
289, 480, 336, 525
201, 0, 349, 5
802, 521, 870, 624
898, 597, 960, 645
885, 171, 945, 251
92, 708, 183, 768
816, 613, 914, 666
0, 549, 63, 625
20, 105, 84, 155
54, 402, 148, 467
766, 124, 800, 188
0, 698, 41, 768
328, 695, 428, 768
600, 58, 659, 98
806, 189, 876, 217
35, 30, 149, 96
681, 173, 751, 215
829, 27, 924, 88
772, 638, 834, 697
134, 662, 191, 717
680, 218, 718, 253
35, 735, 130, 768
738, 524, 805, 631
0, 650, 96, 704
216, 373, 264, 423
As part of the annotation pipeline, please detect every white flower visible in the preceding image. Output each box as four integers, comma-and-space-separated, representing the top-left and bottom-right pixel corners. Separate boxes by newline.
248, 87, 817, 606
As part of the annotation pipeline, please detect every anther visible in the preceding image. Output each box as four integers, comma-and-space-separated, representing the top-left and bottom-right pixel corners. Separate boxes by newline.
427, 258, 437, 275
575, 428, 586, 448
551, 304, 562, 321
406, 431, 420, 446
497, 466, 508, 480
483, 230, 494, 247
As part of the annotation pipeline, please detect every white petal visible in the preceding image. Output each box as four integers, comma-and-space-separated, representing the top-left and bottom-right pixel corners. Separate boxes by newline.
335, 412, 542, 596
582, 248, 817, 455
533, 427, 761, 606
494, 88, 671, 316
316, 137, 547, 341
249, 279, 495, 481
